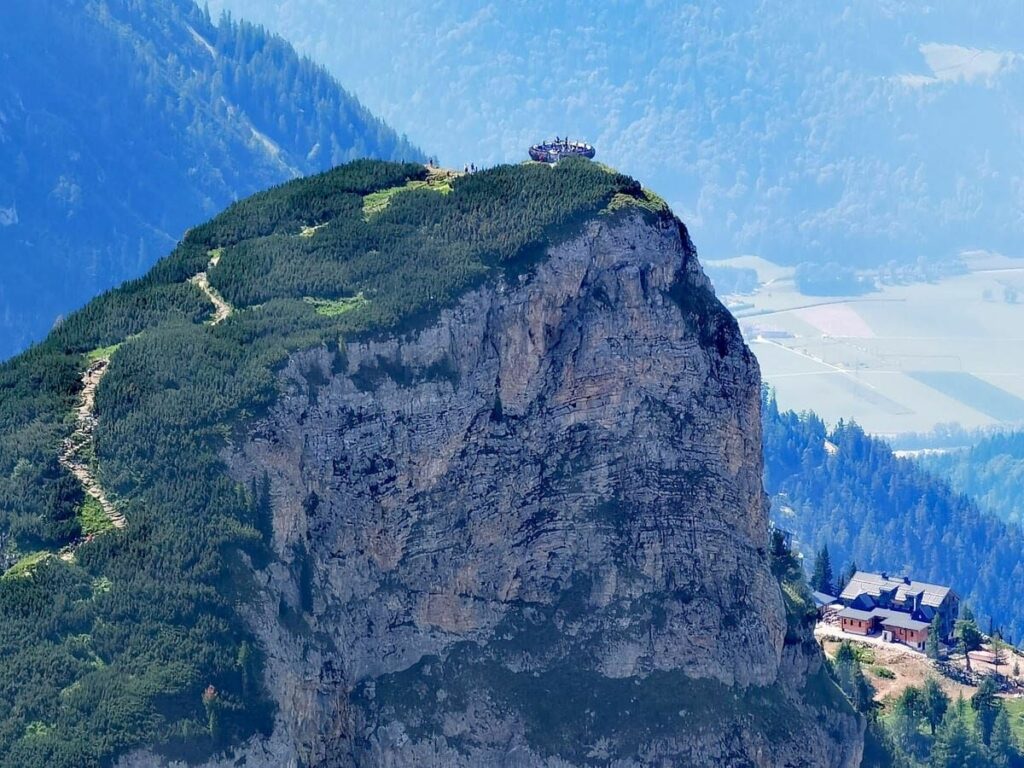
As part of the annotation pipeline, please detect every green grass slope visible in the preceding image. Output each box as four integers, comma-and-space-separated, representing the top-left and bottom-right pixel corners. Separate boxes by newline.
0, 158, 655, 767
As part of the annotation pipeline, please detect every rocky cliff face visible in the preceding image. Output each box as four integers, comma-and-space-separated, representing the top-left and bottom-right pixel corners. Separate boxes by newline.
122, 211, 862, 767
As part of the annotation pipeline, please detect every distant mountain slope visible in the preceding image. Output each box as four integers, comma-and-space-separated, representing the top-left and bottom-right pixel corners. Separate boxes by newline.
209, 0, 1024, 267
919, 431, 1024, 527
0, 0, 422, 360
763, 393, 1024, 642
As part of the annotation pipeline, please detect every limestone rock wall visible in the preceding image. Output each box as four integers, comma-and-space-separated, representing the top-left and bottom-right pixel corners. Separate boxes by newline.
121, 211, 863, 767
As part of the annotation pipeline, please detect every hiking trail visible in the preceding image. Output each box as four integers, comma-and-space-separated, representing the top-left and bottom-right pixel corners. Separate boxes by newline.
59, 357, 126, 532
190, 250, 234, 324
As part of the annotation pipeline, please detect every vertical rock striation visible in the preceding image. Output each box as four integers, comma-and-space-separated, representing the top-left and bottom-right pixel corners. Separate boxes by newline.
124, 211, 863, 766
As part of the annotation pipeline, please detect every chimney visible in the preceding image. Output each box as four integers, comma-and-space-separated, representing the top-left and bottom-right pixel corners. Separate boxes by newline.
881, 571, 888, 580
903, 576, 911, 585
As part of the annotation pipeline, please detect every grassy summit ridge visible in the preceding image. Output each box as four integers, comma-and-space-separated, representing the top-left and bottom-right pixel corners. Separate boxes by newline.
0, 159, 654, 767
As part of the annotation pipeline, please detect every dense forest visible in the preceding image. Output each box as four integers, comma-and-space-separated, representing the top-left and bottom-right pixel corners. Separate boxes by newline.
920, 431, 1024, 528
793, 262, 875, 297
0, 158, 656, 767
829, 636, 1023, 768
0, 0, 422, 361
763, 392, 1024, 642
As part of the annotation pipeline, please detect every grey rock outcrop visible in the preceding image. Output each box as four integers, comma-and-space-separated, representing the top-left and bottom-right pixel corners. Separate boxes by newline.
121, 210, 863, 766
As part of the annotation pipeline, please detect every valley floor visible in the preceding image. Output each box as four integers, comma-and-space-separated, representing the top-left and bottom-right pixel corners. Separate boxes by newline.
712, 251, 1024, 436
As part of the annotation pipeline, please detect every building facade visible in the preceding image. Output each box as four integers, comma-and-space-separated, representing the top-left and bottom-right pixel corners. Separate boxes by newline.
835, 571, 959, 651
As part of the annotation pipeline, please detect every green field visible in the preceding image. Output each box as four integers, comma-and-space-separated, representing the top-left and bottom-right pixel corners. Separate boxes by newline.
1005, 697, 1024, 745
709, 253, 1024, 436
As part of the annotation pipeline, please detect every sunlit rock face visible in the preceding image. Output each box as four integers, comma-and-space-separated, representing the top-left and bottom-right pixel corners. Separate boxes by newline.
122, 211, 863, 767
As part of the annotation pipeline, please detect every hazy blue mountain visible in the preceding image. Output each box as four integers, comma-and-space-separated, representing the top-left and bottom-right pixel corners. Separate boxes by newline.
0, 0, 421, 360
919, 430, 1024, 527
207, 0, 1024, 268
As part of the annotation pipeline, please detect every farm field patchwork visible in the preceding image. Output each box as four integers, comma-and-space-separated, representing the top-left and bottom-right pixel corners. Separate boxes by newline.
907, 371, 1024, 422
715, 254, 1024, 436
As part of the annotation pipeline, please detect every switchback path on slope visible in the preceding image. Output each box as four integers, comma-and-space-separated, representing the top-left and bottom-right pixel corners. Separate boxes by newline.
190, 250, 234, 325
58, 357, 126, 532
54, 254, 234, 560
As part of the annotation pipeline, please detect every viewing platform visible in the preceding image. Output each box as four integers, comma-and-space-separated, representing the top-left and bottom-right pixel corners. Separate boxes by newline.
529, 138, 596, 164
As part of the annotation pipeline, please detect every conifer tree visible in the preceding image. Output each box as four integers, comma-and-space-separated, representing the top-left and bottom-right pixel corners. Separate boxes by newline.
956, 617, 984, 653
237, 641, 254, 698
930, 697, 984, 768
832, 642, 875, 714
921, 677, 949, 736
991, 633, 1007, 676
834, 559, 857, 596
989, 705, 1016, 767
971, 676, 1001, 746
926, 614, 942, 659
890, 685, 924, 748
835, 640, 856, 665
811, 544, 834, 595
851, 662, 873, 713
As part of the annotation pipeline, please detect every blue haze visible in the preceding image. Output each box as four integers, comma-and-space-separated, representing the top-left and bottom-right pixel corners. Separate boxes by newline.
208, 0, 1024, 266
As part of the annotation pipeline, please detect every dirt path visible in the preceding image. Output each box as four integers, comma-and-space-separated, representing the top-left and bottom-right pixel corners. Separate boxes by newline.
190, 252, 233, 325
59, 358, 126, 531
53, 255, 232, 559
56, 255, 231, 545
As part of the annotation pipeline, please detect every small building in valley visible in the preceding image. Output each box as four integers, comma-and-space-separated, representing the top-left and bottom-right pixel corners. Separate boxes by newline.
836, 571, 959, 652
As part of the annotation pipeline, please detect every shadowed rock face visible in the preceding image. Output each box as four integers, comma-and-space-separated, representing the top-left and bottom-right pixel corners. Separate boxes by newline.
121, 212, 863, 767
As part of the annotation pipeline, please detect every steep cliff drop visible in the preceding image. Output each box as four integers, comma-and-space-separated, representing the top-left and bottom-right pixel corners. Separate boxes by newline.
114, 208, 859, 767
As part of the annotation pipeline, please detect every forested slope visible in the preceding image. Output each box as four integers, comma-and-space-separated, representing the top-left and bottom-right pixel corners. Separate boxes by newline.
0, 158, 653, 767
920, 431, 1024, 528
0, 0, 421, 361
763, 393, 1024, 642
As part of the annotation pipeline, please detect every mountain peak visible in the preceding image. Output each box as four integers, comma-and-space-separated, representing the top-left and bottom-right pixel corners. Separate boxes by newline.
0, 159, 860, 766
